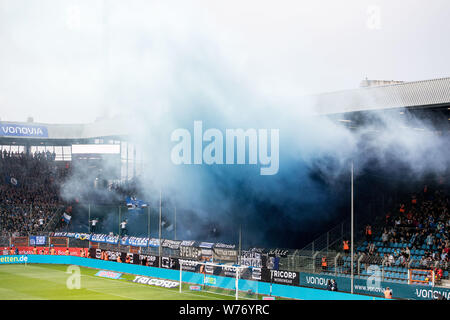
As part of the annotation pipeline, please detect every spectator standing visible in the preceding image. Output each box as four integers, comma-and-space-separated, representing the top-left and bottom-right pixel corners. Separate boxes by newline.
330, 279, 338, 291
343, 239, 350, 255
384, 287, 393, 299
321, 256, 328, 272
90, 218, 98, 233
365, 225, 373, 243
120, 220, 128, 236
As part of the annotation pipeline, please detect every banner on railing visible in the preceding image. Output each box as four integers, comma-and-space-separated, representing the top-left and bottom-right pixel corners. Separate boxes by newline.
239, 250, 266, 268
161, 239, 182, 250
261, 269, 299, 286
180, 246, 201, 259
0, 247, 88, 256
213, 248, 237, 261
29, 236, 46, 246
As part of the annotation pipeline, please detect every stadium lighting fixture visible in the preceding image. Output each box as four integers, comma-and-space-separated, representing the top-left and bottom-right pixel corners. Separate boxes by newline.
159, 189, 162, 267
338, 119, 352, 122
350, 161, 354, 294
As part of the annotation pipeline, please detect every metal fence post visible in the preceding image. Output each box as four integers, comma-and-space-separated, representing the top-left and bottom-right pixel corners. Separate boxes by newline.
312, 252, 319, 273
327, 232, 329, 253
335, 253, 340, 276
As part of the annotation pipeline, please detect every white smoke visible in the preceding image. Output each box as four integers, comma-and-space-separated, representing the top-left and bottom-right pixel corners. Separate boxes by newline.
2, 0, 449, 246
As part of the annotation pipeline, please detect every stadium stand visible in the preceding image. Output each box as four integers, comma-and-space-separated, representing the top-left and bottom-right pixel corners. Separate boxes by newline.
1, 149, 448, 289
0, 150, 67, 236
318, 186, 449, 285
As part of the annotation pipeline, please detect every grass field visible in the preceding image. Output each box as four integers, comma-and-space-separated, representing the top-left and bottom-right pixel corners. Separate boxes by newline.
0, 264, 258, 300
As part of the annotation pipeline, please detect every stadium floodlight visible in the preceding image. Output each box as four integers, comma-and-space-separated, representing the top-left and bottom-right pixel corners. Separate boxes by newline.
179, 260, 259, 300
351, 160, 354, 294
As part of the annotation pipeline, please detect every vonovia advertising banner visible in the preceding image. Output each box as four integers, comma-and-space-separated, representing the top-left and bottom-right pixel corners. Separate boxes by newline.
0, 123, 48, 138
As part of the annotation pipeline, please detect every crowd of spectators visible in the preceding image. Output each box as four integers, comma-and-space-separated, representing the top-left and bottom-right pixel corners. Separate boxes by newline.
360, 185, 449, 277
0, 150, 67, 237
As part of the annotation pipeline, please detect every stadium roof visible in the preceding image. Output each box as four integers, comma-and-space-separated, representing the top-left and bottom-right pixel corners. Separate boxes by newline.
307, 77, 450, 115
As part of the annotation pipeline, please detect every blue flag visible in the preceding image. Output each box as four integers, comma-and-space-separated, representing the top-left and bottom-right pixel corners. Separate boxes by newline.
5, 176, 19, 187
62, 212, 71, 224
126, 197, 148, 211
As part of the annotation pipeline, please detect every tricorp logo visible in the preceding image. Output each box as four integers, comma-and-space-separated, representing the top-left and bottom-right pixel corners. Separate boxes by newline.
133, 276, 179, 288
271, 270, 297, 280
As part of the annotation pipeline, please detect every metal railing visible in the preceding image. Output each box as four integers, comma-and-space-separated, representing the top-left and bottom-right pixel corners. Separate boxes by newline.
297, 221, 350, 257
43, 206, 65, 233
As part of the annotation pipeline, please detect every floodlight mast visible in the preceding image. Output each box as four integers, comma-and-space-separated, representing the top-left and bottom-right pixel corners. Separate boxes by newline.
159, 189, 162, 267
351, 160, 354, 294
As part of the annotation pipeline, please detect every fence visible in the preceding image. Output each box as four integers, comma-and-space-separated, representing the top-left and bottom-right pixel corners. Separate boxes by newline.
297, 221, 350, 257
2, 233, 448, 283
68, 204, 177, 239
281, 250, 449, 286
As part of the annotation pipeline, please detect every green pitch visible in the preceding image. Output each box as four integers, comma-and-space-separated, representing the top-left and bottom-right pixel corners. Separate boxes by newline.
0, 264, 252, 300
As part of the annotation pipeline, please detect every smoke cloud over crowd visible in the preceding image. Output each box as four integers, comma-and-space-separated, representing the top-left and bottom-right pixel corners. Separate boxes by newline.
1, 1, 449, 248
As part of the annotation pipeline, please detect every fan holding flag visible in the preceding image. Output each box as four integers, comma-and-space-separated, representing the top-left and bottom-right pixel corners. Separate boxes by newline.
5, 175, 19, 187
62, 212, 71, 224
125, 196, 148, 211
61, 205, 72, 229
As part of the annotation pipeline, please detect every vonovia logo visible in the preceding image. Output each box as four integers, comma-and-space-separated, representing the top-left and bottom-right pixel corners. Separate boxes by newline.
171, 121, 279, 175
415, 289, 449, 300
305, 276, 328, 286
